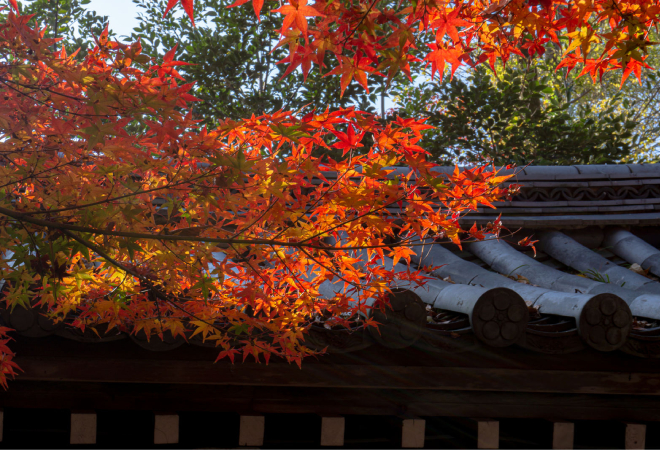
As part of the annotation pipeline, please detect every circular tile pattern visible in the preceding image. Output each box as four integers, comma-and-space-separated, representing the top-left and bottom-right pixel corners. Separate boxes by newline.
472, 288, 528, 347
579, 293, 631, 351
368, 289, 427, 349
1, 301, 65, 338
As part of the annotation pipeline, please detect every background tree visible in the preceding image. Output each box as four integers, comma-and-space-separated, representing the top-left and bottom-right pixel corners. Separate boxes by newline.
392, 63, 639, 165
130, 0, 388, 128
509, 38, 660, 163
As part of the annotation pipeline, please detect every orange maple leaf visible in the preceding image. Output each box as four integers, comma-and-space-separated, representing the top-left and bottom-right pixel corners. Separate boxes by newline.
273, 0, 324, 36
425, 43, 463, 80
325, 54, 377, 97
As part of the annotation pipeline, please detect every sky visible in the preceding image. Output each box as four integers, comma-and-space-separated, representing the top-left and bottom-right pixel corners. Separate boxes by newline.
87, 0, 141, 38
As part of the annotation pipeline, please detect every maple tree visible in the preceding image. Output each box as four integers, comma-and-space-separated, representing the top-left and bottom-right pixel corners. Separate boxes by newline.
0, 1, 517, 388
0, 0, 657, 389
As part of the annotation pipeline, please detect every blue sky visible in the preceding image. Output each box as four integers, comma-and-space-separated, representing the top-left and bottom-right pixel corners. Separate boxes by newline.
87, 0, 141, 38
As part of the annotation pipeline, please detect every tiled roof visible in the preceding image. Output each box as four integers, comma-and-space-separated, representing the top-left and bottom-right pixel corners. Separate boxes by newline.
3, 164, 660, 358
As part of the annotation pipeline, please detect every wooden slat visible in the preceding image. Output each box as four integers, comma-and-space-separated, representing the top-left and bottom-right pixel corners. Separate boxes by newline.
154, 414, 179, 445
70, 412, 96, 445
401, 419, 425, 448
320, 416, 344, 447
625, 423, 646, 449
477, 420, 499, 449
552, 422, 574, 449
239, 415, 264, 447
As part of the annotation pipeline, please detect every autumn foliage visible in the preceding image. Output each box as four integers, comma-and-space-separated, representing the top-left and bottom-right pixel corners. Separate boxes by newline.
0, 0, 655, 388
0, 1, 522, 388
186, 0, 660, 94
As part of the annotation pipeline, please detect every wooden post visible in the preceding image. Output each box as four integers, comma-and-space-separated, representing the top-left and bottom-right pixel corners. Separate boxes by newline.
0, 408, 3, 442
477, 420, 499, 449
239, 415, 265, 447
320, 416, 345, 447
154, 414, 179, 445
70, 412, 96, 445
552, 422, 574, 449
625, 423, 646, 450
402, 419, 425, 448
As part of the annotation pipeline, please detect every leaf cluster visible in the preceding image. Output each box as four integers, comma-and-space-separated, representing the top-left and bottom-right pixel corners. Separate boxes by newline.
15, 0, 111, 53
0, 6, 515, 385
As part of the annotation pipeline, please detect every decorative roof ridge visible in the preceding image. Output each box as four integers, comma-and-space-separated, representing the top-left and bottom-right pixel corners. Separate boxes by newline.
318, 164, 660, 183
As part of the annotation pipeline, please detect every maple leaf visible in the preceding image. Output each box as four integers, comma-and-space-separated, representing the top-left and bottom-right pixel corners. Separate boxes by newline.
276, 45, 317, 81
379, 48, 419, 82
164, 0, 195, 26
389, 246, 416, 267
325, 54, 378, 97
331, 126, 365, 155
468, 223, 485, 240
432, 7, 471, 44
227, 0, 266, 21
564, 26, 600, 58
425, 43, 463, 79
620, 56, 652, 87
151, 43, 194, 80
518, 236, 539, 256
273, 0, 324, 36
273, 29, 303, 56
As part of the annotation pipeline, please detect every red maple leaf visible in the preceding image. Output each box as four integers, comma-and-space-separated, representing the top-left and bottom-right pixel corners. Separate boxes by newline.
620, 57, 652, 87
164, 0, 195, 26
151, 43, 194, 80
332, 125, 364, 155
227, 0, 266, 21
276, 45, 317, 81
518, 236, 539, 256
432, 8, 471, 44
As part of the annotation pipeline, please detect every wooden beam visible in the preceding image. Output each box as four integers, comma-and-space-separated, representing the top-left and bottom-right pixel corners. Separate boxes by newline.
239, 415, 265, 447
154, 414, 179, 445
477, 420, 499, 449
320, 416, 344, 447
625, 423, 646, 450
70, 412, 96, 445
16, 355, 660, 396
5, 381, 660, 422
401, 419, 425, 448
552, 422, 574, 449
